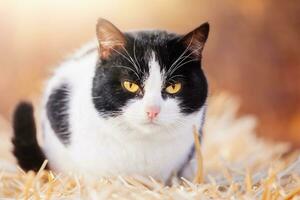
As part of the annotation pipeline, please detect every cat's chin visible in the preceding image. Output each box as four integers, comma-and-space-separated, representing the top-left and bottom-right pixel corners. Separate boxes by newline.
122, 120, 168, 136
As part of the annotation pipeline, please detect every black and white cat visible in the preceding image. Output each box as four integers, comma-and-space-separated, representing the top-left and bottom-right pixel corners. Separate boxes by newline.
12, 18, 209, 182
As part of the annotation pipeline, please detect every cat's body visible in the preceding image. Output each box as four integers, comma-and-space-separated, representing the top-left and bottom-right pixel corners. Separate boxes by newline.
12, 19, 209, 182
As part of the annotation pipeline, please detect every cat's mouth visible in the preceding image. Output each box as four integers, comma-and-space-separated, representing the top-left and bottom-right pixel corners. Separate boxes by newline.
142, 121, 160, 126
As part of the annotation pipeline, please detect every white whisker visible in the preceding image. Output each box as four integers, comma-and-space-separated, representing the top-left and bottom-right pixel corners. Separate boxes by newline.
133, 38, 144, 76
165, 33, 204, 78
168, 58, 198, 77
168, 74, 185, 83
110, 47, 137, 68
105, 46, 142, 79
121, 46, 142, 76
112, 65, 141, 79
167, 47, 201, 77
166, 34, 194, 75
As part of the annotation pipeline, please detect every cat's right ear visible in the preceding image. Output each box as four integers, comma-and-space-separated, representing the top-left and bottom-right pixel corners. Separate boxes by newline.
96, 18, 126, 59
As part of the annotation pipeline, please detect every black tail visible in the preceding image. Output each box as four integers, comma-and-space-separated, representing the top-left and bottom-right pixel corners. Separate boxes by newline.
12, 102, 48, 172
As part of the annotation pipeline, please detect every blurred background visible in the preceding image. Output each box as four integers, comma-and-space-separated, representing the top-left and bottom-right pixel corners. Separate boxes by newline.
0, 0, 299, 147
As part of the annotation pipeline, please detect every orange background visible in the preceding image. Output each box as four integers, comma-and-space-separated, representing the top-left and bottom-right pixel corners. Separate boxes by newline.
0, 0, 299, 146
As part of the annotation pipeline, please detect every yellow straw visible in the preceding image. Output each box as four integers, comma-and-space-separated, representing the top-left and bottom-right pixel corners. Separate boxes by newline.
193, 125, 204, 184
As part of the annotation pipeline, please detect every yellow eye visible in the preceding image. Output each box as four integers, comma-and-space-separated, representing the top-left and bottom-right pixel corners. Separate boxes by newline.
165, 83, 182, 94
123, 81, 140, 93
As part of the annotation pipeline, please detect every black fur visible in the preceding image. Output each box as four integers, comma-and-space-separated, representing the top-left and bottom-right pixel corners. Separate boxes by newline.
92, 28, 208, 117
12, 102, 48, 172
46, 84, 71, 145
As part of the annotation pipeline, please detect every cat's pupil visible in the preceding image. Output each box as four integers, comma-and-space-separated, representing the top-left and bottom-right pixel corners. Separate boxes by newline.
172, 85, 175, 89
129, 83, 133, 88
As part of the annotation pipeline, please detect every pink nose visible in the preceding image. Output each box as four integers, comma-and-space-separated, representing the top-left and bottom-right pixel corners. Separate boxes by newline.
146, 106, 161, 120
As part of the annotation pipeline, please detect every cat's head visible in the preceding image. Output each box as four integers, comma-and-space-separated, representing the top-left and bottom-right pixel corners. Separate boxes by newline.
92, 18, 209, 134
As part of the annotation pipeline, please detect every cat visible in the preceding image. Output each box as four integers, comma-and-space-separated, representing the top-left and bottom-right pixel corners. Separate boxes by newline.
12, 18, 209, 182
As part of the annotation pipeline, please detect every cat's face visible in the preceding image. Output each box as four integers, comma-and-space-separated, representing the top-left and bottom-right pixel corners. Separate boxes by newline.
92, 19, 209, 134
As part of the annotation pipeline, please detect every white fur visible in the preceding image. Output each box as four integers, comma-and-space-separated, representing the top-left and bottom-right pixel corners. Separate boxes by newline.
41, 44, 205, 182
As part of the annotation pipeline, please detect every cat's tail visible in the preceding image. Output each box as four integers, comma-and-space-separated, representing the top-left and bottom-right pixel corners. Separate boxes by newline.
12, 102, 48, 172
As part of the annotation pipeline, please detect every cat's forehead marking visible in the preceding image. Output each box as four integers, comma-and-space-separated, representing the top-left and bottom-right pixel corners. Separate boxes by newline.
143, 51, 164, 98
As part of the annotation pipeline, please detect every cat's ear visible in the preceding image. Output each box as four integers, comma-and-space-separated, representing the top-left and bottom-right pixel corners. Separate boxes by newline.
96, 18, 126, 59
181, 22, 209, 58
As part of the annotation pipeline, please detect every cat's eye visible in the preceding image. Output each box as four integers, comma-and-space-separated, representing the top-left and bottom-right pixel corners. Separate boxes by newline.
123, 81, 140, 93
165, 83, 182, 94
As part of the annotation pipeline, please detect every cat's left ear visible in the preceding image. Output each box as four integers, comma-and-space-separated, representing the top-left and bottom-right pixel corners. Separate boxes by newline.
181, 22, 209, 58
96, 18, 126, 59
